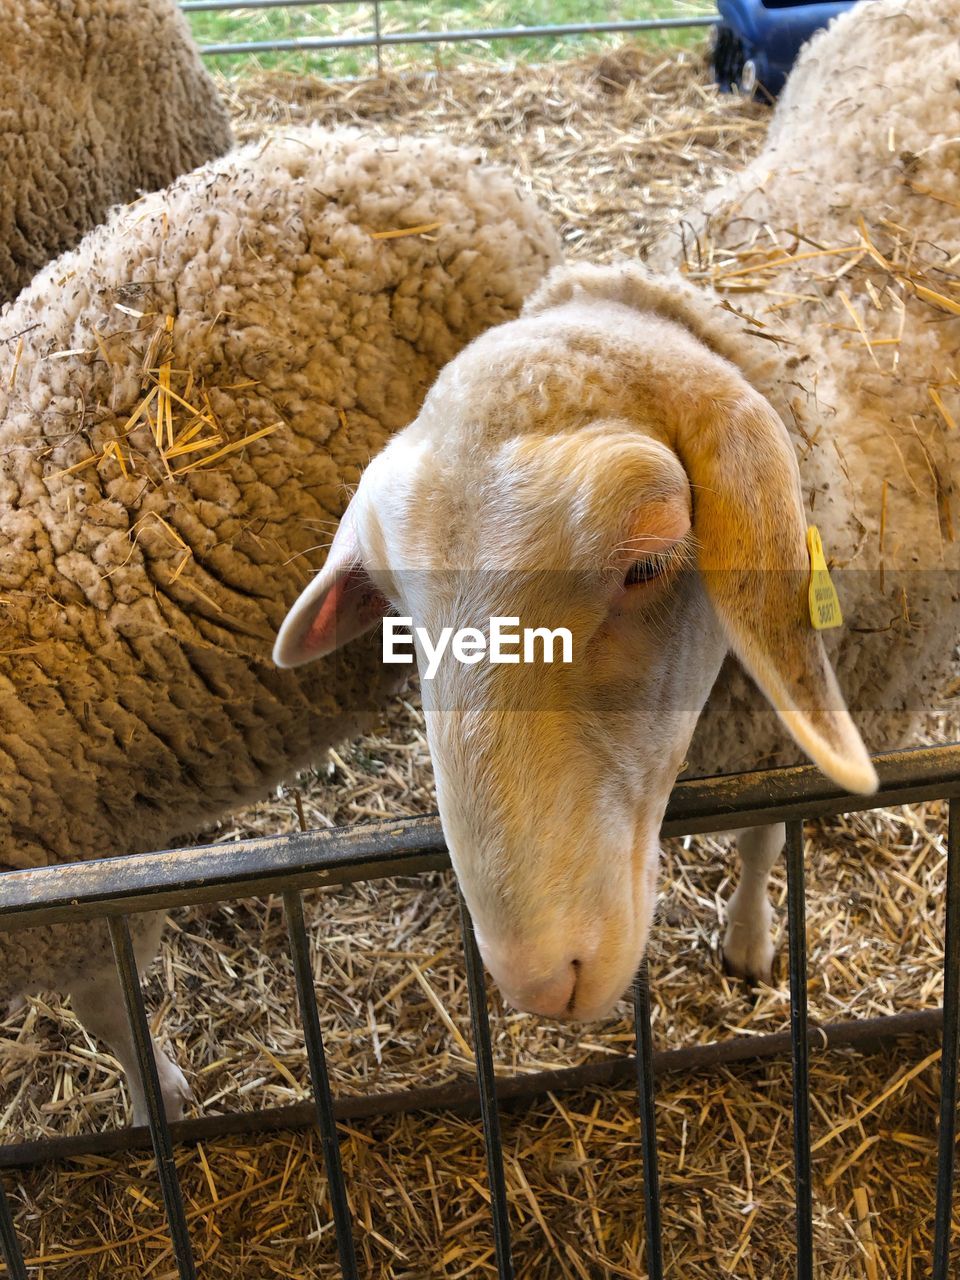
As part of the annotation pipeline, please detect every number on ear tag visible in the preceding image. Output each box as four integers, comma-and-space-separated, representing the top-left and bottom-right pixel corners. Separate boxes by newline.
807, 525, 843, 631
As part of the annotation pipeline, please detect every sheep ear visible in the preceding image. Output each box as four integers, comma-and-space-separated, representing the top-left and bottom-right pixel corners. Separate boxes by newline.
677, 390, 878, 795
273, 506, 387, 669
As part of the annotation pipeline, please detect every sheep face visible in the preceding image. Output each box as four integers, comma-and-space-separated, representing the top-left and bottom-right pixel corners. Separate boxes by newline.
361, 427, 727, 1019
276, 297, 876, 1020
412, 560, 726, 1021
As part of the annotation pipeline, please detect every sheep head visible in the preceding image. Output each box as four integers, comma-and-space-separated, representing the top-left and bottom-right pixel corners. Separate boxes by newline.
275, 279, 876, 1021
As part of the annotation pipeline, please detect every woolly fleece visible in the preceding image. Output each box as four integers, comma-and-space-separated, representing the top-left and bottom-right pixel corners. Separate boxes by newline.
0, 126, 561, 995
608, 0, 959, 774
0, 0, 232, 304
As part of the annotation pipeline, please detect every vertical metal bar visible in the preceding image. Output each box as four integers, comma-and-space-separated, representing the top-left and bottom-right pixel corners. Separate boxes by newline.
107, 917, 197, 1280
633, 958, 665, 1280
933, 799, 960, 1278
282, 890, 359, 1279
458, 893, 514, 1280
0, 1175, 27, 1280
785, 820, 813, 1280
372, 0, 382, 75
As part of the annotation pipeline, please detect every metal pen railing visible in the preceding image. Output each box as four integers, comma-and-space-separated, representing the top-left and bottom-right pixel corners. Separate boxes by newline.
108, 918, 198, 1279
633, 959, 664, 1280
934, 801, 960, 1276
179, 0, 717, 65
785, 820, 813, 1280
1, 742, 959, 1277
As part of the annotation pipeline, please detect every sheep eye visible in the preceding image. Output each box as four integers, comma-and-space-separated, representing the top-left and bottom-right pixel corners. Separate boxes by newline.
624, 556, 663, 587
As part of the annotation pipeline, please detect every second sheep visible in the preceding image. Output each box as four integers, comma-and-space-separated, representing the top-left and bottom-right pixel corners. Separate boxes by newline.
0, 125, 562, 1119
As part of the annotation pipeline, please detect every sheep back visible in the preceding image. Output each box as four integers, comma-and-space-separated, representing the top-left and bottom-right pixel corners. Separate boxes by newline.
676, 0, 958, 252
650, 0, 958, 579
0, 126, 562, 878
644, 0, 960, 773
0, 0, 233, 304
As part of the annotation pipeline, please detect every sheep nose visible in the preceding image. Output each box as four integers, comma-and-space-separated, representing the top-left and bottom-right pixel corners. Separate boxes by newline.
481, 951, 581, 1019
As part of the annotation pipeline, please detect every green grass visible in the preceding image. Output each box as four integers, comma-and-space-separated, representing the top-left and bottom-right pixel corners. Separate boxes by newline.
187, 0, 715, 78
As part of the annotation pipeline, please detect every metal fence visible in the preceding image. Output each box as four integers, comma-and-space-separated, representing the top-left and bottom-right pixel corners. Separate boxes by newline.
0, 743, 958, 1277
180, 0, 717, 64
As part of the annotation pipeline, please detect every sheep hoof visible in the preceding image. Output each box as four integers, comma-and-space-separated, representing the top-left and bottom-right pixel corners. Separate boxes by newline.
721, 908, 776, 986
721, 939, 776, 986
132, 1053, 193, 1127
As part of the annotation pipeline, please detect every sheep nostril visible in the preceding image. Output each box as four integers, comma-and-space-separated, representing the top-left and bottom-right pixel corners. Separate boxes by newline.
566, 959, 581, 1014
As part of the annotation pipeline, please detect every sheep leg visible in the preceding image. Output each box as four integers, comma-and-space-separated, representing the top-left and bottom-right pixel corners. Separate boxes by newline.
722, 822, 785, 984
66, 916, 191, 1125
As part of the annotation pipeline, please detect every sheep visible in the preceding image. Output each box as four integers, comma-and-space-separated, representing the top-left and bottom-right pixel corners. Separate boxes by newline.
0, 124, 562, 1120
276, 0, 959, 1020
636, 0, 960, 978
682, 0, 960, 265
0, 0, 233, 305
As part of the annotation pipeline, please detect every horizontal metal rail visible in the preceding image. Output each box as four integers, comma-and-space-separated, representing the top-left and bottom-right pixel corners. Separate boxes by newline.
194, 15, 717, 57
0, 1007, 945, 1171
183, 0, 372, 9
0, 743, 957, 932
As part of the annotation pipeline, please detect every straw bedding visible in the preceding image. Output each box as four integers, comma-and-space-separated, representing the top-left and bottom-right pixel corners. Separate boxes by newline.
1, 42, 957, 1278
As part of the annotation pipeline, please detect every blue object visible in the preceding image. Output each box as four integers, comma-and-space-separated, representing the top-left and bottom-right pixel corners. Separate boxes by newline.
712, 0, 865, 98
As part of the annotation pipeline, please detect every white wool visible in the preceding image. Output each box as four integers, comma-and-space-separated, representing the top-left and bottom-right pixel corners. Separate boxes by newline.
651, 0, 960, 775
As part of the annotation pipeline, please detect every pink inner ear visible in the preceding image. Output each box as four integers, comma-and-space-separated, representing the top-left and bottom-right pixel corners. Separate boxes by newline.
618, 496, 691, 564
303, 564, 388, 653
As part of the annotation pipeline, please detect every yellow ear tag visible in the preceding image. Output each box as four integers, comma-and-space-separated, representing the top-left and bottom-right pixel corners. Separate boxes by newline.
806, 525, 843, 631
